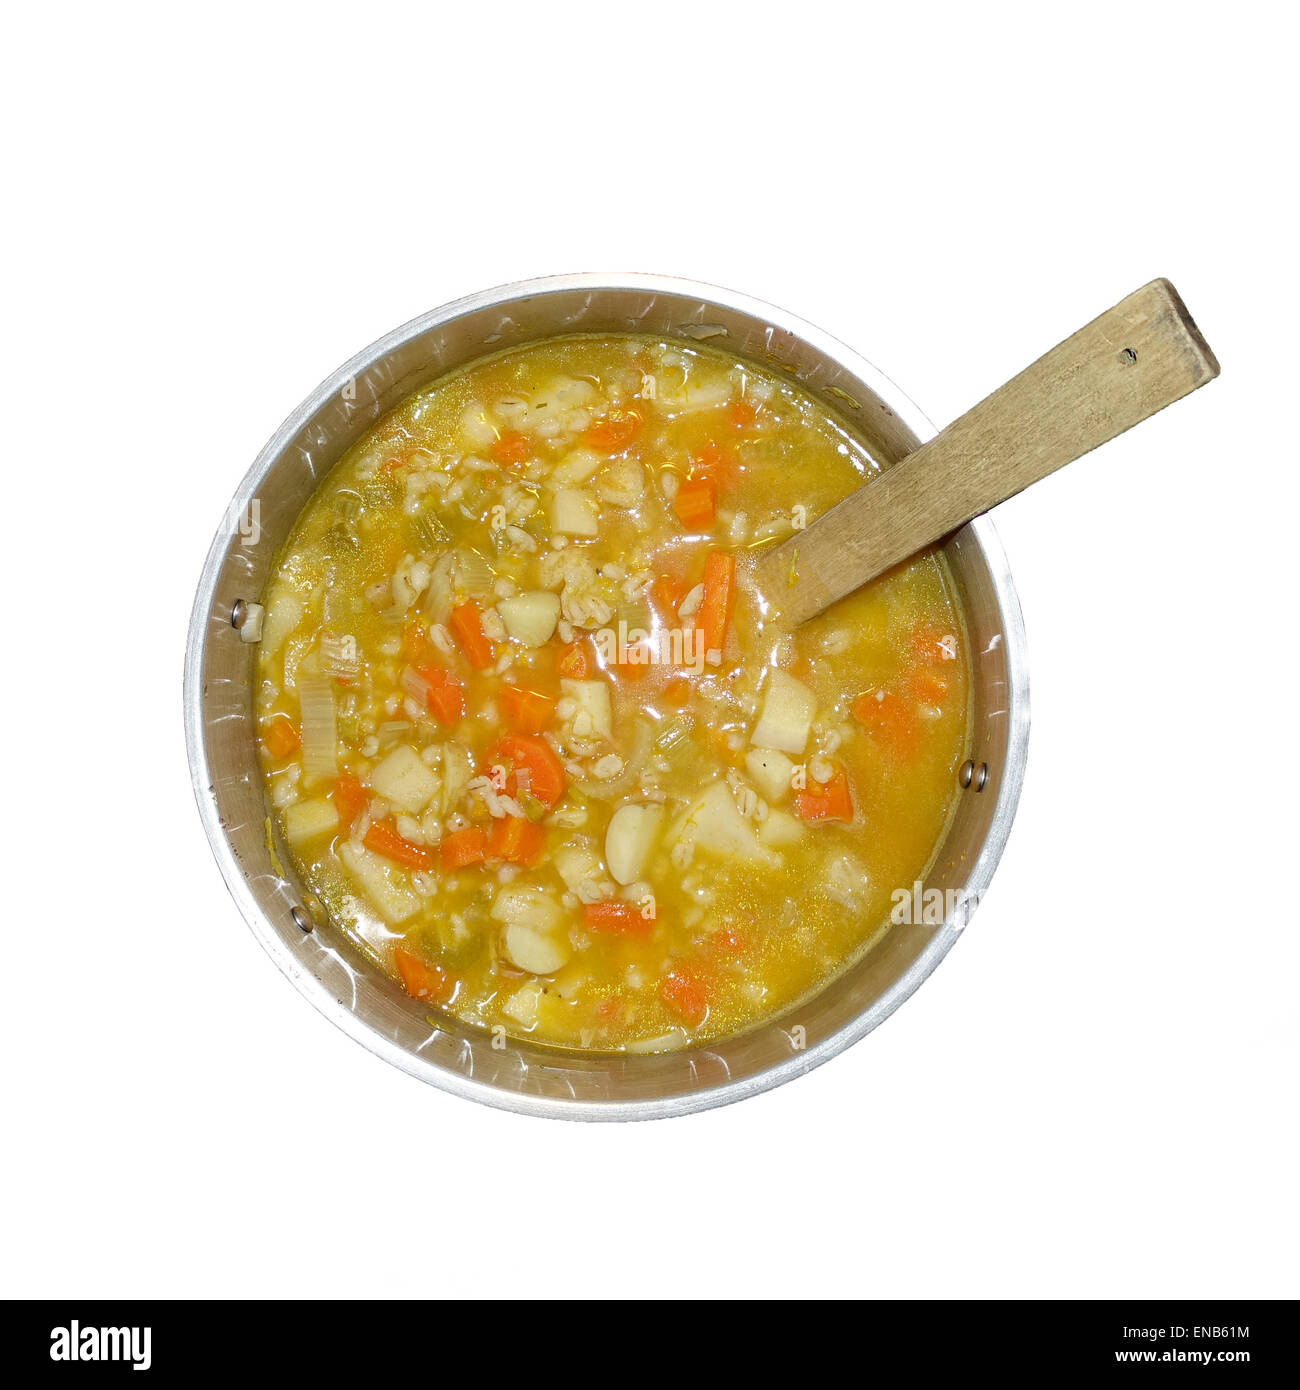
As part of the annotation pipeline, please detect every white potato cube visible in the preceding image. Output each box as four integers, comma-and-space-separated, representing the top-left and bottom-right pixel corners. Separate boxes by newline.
502, 922, 571, 975
338, 842, 421, 925
370, 745, 438, 815
551, 488, 600, 537
490, 884, 563, 933
561, 678, 612, 739
605, 803, 664, 885
744, 747, 796, 803
757, 809, 806, 848
282, 796, 339, 847
751, 669, 817, 755
498, 590, 561, 646
549, 447, 602, 487
674, 781, 762, 859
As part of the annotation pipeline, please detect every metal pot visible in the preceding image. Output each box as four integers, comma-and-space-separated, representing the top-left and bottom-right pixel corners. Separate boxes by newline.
184, 274, 1029, 1120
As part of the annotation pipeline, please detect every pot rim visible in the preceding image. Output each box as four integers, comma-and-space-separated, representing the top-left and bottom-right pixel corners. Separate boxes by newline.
184, 272, 1030, 1120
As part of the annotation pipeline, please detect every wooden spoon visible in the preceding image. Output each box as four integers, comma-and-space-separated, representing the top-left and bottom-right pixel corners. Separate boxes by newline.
754, 278, 1219, 624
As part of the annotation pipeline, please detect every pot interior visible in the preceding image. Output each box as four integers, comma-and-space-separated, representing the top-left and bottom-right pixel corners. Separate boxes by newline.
187, 277, 1027, 1117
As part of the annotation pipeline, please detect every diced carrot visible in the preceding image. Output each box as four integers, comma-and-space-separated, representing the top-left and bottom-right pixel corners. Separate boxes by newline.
449, 601, 494, 670
490, 430, 533, 467
262, 718, 301, 761
489, 734, 567, 807
557, 639, 593, 680
911, 621, 958, 665
583, 408, 643, 453
696, 550, 736, 659
583, 900, 656, 937
673, 474, 717, 530
907, 667, 949, 708
498, 684, 556, 735
439, 826, 487, 871
392, 947, 451, 1002
364, 819, 435, 871
710, 925, 749, 958
659, 967, 710, 1026
852, 689, 921, 758
487, 815, 547, 867
332, 772, 367, 829
415, 662, 465, 726
795, 766, 855, 823
651, 573, 686, 618
663, 676, 692, 706
691, 440, 740, 489
727, 399, 759, 430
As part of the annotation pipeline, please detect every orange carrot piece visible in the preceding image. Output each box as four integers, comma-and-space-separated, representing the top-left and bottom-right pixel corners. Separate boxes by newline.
332, 772, 367, 829
852, 689, 920, 758
449, 601, 494, 670
489, 734, 567, 807
490, 430, 533, 467
498, 684, 556, 735
794, 766, 855, 823
262, 718, 301, 760
487, 815, 547, 867
651, 573, 686, 618
557, 639, 593, 680
439, 826, 487, 871
691, 441, 740, 489
673, 474, 717, 530
659, 967, 710, 1026
663, 676, 692, 706
910, 621, 958, 665
364, 819, 435, 870
696, 550, 736, 658
583, 408, 643, 453
727, 399, 759, 430
907, 667, 949, 708
392, 947, 450, 1002
415, 662, 465, 726
583, 900, 656, 937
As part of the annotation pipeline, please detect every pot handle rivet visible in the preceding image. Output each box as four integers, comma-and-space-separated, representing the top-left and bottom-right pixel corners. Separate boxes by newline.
959, 759, 989, 792
290, 905, 314, 934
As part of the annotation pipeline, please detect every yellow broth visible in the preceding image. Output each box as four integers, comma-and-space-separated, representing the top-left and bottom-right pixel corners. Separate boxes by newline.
253, 335, 970, 1052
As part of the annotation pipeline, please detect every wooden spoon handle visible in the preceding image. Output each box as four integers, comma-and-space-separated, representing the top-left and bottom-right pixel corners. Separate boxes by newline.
756, 278, 1219, 624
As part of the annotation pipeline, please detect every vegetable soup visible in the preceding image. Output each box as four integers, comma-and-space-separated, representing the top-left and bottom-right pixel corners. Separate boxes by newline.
253, 335, 969, 1052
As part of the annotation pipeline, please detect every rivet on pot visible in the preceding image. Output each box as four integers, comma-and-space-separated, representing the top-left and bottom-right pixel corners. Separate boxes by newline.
290, 905, 315, 934
959, 759, 989, 792
230, 598, 247, 629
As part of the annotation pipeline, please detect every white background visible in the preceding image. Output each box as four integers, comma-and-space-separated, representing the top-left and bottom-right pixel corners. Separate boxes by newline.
3, 1, 1295, 1300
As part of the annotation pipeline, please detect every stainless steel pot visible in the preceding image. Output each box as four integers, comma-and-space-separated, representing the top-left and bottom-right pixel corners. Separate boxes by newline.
184, 274, 1029, 1120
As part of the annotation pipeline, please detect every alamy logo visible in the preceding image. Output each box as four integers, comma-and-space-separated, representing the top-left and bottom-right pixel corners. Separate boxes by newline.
890, 880, 981, 927
50, 1321, 151, 1371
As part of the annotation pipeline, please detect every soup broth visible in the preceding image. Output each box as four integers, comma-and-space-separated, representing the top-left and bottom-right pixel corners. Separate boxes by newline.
254, 335, 969, 1052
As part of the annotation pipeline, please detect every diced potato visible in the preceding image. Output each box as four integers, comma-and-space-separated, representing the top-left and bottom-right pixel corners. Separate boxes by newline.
551, 488, 600, 537
338, 842, 421, 924
758, 809, 806, 848
260, 589, 304, 658
282, 796, 339, 847
498, 590, 561, 646
501, 981, 544, 1027
561, 678, 612, 739
751, 669, 817, 755
550, 447, 602, 487
490, 884, 563, 933
502, 922, 570, 975
458, 401, 496, 449
745, 747, 796, 803
674, 781, 763, 859
605, 803, 664, 885
554, 839, 603, 893
370, 745, 438, 814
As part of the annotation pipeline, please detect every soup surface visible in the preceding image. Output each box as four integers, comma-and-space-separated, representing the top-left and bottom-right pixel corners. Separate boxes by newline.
254, 335, 969, 1052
